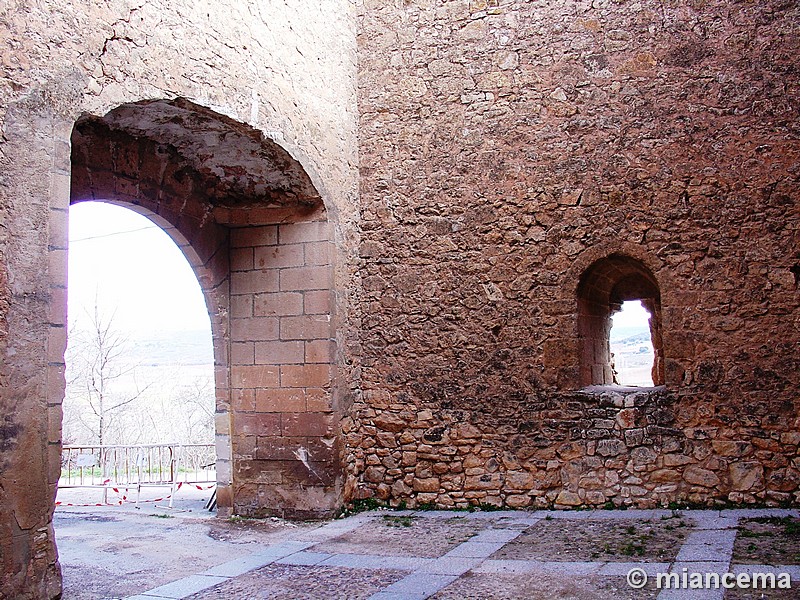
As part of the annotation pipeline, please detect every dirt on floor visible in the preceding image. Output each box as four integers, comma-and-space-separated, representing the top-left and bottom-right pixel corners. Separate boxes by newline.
430, 572, 660, 600
724, 587, 799, 600
731, 517, 800, 566
311, 514, 484, 558
55, 503, 312, 600
492, 515, 690, 562
187, 564, 406, 600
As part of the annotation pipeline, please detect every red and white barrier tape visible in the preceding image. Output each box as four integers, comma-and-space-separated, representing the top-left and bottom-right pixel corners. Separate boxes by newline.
55, 481, 216, 507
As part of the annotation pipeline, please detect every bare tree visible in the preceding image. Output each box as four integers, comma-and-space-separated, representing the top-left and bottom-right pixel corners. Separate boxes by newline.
65, 304, 148, 446
173, 377, 215, 443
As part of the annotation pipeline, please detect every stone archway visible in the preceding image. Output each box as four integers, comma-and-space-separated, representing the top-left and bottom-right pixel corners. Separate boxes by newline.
577, 253, 664, 387
67, 98, 343, 518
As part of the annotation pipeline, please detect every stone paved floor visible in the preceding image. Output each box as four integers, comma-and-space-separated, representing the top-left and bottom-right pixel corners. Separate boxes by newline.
55, 502, 800, 599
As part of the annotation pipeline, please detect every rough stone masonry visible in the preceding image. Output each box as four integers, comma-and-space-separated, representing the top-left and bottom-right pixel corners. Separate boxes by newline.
0, 0, 798, 598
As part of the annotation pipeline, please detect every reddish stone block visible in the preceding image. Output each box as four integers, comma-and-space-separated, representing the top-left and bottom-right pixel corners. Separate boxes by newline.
233, 434, 257, 456
279, 266, 332, 291
278, 221, 331, 244
305, 339, 335, 363
48, 285, 67, 326
212, 206, 231, 224
230, 225, 278, 248
48, 248, 67, 288
280, 364, 333, 388
230, 295, 253, 318
303, 241, 333, 266
231, 365, 280, 388
254, 436, 296, 460
49, 206, 68, 249
254, 436, 337, 463
280, 315, 332, 340
230, 342, 255, 365
233, 458, 283, 484
231, 317, 279, 341
256, 388, 307, 412
255, 244, 305, 269
231, 247, 254, 271
282, 459, 338, 486
303, 290, 333, 315
234, 413, 281, 436
46, 364, 66, 405
46, 325, 67, 363
231, 270, 279, 294
282, 412, 335, 437
228, 208, 250, 225
254, 292, 303, 317
231, 388, 256, 412
252, 205, 324, 226
255, 340, 304, 365
48, 442, 62, 484
305, 388, 333, 412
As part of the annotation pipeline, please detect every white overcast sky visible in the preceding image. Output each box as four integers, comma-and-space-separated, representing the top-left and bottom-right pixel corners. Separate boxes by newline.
68, 202, 211, 336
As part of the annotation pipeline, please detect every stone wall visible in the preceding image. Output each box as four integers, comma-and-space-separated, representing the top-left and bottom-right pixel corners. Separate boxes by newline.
351, 0, 800, 509
0, 1, 357, 597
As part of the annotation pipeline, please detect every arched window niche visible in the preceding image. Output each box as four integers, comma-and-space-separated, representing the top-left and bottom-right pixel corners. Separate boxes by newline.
577, 253, 664, 388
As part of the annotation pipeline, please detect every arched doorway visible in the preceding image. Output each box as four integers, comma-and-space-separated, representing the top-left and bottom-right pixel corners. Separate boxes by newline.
66, 98, 342, 518
64, 199, 215, 449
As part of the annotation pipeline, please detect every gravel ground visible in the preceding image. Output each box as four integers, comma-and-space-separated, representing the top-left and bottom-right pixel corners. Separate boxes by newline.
186, 564, 406, 600
492, 515, 690, 562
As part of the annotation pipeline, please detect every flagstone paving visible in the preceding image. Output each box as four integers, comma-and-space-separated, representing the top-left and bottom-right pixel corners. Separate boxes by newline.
55, 501, 799, 600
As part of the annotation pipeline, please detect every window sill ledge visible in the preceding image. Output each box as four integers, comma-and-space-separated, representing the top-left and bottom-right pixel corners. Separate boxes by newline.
580, 384, 666, 395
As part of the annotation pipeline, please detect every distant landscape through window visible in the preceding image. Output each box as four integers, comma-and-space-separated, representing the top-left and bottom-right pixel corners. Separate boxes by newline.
610, 300, 655, 387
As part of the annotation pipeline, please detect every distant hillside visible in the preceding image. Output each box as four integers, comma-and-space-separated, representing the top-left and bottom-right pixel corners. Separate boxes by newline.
127, 328, 213, 367
609, 325, 650, 342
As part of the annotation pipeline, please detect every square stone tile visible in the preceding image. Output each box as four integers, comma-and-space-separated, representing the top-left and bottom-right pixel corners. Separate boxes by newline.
200, 553, 276, 577
417, 557, 483, 576
444, 541, 507, 558
598, 562, 671, 576
140, 574, 228, 599
321, 553, 431, 571
382, 573, 458, 596
676, 543, 733, 562
470, 529, 522, 544
275, 551, 333, 566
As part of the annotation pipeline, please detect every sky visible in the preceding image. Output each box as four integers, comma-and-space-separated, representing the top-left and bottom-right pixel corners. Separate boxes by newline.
68, 202, 212, 337
612, 299, 651, 331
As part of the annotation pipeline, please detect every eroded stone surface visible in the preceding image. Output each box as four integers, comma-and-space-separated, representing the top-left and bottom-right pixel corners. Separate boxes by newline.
349, 0, 800, 511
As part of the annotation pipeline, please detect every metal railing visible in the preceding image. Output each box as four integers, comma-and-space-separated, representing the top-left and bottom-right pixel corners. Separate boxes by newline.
59, 444, 215, 507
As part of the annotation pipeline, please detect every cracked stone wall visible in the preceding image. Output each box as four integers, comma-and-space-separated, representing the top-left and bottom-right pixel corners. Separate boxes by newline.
0, 1, 357, 598
350, 0, 800, 510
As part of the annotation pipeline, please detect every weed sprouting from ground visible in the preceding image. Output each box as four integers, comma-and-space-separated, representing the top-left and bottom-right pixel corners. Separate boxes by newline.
382, 515, 414, 528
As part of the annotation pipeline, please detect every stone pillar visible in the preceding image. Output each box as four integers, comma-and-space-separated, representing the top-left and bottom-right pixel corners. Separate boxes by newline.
227, 212, 341, 518
0, 99, 70, 600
